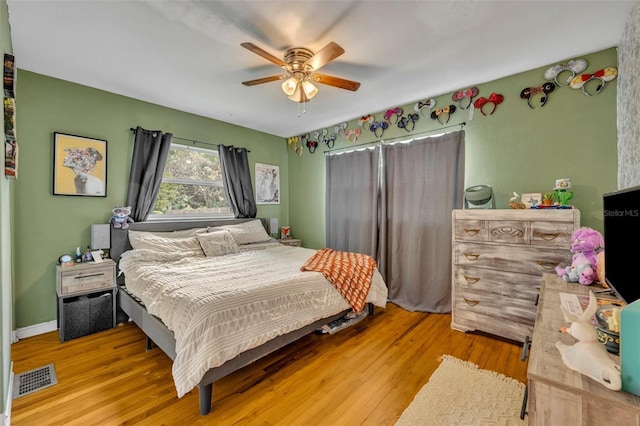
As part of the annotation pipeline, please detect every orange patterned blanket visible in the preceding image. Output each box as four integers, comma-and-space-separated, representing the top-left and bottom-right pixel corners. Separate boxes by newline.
300, 248, 376, 314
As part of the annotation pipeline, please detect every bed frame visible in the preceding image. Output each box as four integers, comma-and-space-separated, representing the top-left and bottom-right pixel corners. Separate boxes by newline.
110, 218, 370, 415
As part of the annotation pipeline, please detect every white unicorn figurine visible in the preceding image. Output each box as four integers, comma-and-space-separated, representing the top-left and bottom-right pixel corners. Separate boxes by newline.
556, 290, 621, 391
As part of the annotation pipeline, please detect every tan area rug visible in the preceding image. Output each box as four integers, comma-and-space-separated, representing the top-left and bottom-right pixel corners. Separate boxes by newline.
395, 355, 527, 426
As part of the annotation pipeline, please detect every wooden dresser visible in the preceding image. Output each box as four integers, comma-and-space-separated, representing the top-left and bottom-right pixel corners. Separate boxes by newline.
527, 273, 640, 425
451, 208, 580, 343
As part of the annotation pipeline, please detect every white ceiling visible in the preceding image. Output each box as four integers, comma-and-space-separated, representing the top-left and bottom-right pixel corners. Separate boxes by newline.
7, 0, 636, 138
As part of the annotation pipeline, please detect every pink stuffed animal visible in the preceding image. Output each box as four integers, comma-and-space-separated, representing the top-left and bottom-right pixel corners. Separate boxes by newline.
555, 227, 604, 285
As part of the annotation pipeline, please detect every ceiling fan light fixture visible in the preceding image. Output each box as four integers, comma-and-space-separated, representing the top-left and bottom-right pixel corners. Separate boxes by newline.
281, 77, 298, 96
302, 80, 318, 99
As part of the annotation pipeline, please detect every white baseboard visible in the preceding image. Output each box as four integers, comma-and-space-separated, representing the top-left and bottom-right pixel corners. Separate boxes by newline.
13, 320, 57, 342
3, 363, 13, 426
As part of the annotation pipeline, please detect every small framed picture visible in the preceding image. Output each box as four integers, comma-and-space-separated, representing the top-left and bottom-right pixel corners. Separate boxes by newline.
53, 132, 107, 197
521, 193, 541, 208
281, 226, 291, 239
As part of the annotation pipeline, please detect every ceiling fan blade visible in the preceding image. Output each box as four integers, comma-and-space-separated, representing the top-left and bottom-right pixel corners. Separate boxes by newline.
309, 73, 360, 91
303, 42, 345, 71
241, 75, 287, 86
241, 42, 287, 68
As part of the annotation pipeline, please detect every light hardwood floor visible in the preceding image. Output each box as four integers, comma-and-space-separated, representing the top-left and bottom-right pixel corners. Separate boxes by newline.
11, 303, 529, 425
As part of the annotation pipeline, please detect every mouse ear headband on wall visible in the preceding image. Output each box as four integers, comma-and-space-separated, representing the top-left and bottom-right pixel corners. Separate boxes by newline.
452, 87, 479, 109
473, 93, 504, 116
397, 113, 419, 132
520, 82, 555, 109
544, 59, 588, 87
569, 67, 618, 96
431, 105, 456, 124
384, 107, 403, 125
414, 99, 437, 118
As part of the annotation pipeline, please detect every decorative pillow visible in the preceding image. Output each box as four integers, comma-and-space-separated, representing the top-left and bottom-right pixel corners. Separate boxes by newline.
214, 219, 271, 245
128, 231, 204, 256
197, 229, 239, 257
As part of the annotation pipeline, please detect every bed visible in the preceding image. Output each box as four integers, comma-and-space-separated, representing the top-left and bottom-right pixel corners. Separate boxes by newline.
110, 218, 388, 415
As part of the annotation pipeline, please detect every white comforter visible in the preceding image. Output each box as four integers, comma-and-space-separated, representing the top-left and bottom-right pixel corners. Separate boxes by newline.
118, 243, 388, 397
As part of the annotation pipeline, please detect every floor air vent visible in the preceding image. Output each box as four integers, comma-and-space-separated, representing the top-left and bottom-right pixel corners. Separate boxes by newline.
13, 363, 58, 399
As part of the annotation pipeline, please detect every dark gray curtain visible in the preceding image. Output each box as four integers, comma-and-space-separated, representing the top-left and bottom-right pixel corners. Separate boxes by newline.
218, 144, 257, 218
325, 148, 380, 257
380, 130, 465, 312
126, 126, 172, 222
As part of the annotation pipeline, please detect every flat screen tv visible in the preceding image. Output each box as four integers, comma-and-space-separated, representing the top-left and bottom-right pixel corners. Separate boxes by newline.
603, 185, 640, 304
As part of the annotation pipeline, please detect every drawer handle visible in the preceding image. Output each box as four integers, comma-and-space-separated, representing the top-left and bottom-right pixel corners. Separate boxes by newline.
74, 273, 104, 279
463, 228, 480, 236
463, 252, 480, 261
536, 260, 558, 270
536, 232, 560, 241
463, 298, 479, 307
463, 275, 480, 284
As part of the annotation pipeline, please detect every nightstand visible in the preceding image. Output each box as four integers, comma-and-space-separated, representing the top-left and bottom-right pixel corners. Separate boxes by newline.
278, 238, 302, 247
56, 259, 117, 342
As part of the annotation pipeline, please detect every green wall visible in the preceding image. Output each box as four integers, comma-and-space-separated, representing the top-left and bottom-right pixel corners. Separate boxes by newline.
13, 71, 287, 328
288, 48, 619, 249
0, 0, 11, 416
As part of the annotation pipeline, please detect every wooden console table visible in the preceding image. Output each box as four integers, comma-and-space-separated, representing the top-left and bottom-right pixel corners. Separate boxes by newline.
527, 273, 640, 425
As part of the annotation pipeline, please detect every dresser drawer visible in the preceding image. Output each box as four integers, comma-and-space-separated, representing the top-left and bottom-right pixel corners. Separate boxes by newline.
451, 306, 534, 343
453, 242, 571, 275
487, 220, 527, 244
454, 219, 487, 242
530, 221, 574, 248
453, 266, 541, 299
57, 263, 115, 295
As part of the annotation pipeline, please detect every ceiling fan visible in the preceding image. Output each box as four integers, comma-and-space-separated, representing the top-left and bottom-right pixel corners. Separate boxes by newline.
240, 41, 361, 103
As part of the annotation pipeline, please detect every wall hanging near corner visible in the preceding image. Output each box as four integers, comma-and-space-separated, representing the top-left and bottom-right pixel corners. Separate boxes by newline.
255, 163, 279, 204
4, 53, 17, 178
53, 132, 107, 197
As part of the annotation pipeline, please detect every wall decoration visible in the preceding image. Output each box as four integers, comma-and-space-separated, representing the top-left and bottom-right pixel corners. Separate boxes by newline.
384, 107, 403, 125
306, 139, 318, 154
398, 113, 419, 132
520, 82, 555, 109
4, 53, 17, 178
431, 105, 457, 124
452, 87, 479, 109
53, 132, 107, 197
369, 120, 388, 138
414, 99, 437, 118
255, 163, 280, 204
473, 93, 505, 116
358, 114, 374, 129
344, 127, 361, 143
569, 67, 618, 96
334, 122, 348, 139
544, 59, 588, 87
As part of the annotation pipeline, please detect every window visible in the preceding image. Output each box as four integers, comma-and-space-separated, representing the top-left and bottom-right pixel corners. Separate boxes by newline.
149, 144, 232, 219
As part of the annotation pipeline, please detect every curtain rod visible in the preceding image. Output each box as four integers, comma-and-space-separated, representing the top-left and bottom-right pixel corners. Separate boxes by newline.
323, 121, 466, 155
129, 127, 250, 152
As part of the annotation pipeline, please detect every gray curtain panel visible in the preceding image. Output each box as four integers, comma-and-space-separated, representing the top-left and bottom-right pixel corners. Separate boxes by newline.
380, 130, 465, 312
126, 126, 173, 222
326, 148, 380, 257
218, 144, 257, 218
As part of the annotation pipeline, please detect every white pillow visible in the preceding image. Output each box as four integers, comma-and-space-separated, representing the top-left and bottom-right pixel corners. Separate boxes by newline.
197, 229, 239, 257
214, 219, 271, 245
128, 231, 204, 257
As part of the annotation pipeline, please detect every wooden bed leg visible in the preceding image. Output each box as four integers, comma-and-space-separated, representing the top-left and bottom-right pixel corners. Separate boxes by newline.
199, 383, 213, 415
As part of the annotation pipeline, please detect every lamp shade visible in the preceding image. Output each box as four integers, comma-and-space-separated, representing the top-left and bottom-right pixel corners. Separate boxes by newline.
281, 77, 298, 96
91, 224, 111, 249
301, 81, 318, 99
